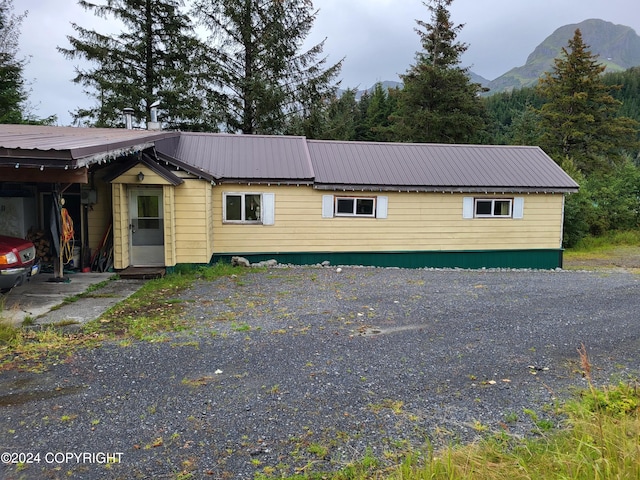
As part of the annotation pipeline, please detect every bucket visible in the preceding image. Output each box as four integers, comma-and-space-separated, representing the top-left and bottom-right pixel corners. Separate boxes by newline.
70, 246, 81, 269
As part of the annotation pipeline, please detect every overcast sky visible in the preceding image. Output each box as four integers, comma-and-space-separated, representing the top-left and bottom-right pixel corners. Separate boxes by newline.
18, 0, 640, 126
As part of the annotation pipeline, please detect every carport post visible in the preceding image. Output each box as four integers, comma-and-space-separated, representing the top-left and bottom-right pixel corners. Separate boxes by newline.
48, 187, 68, 283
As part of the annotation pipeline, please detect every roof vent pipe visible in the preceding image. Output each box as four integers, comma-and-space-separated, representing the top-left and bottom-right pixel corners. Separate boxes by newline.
150, 101, 159, 123
147, 100, 161, 130
123, 107, 134, 129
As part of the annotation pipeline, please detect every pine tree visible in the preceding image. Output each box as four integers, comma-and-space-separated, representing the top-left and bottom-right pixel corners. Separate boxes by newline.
392, 0, 486, 143
192, 0, 342, 135
58, 0, 213, 129
0, 0, 26, 123
604, 67, 640, 125
536, 29, 639, 174
317, 88, 358, 140
364, 83, 398, 142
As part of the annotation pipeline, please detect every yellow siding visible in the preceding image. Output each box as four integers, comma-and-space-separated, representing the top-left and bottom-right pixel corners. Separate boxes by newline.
110, 165, 173, 186
163, 186, 176, 267
111, 183, 129, 269
86, 170, 113, 257
173, 179, 215, 264
213, 186, 565, 254
107, 172, 215, 268
105, 178, 566, 268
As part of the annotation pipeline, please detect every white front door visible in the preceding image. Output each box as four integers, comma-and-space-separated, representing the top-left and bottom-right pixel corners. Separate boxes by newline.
129, 188, 164, 266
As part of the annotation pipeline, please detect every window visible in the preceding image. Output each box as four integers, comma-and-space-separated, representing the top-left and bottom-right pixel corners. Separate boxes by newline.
223, 193, 275, 224
322, 195, 388, 219
137, 195, 160, 229
335, 196, 376, 217
463, 197, 524, 219
475, 199, 512, 217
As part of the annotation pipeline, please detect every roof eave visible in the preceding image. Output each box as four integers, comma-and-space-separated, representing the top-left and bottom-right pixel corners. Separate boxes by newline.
0, 141, 164, 169
156, 150, 217, 183
218, 178, 315, 186
313, 184, 579, 194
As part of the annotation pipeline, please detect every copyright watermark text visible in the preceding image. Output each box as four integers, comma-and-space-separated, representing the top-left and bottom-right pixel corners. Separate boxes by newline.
2, 451, 123, 465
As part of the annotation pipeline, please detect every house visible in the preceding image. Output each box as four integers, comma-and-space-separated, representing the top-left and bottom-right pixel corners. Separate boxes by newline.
0, 124, 579, 271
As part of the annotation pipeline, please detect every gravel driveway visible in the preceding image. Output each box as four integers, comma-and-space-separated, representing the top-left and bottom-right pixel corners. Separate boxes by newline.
1, 267, 639, 479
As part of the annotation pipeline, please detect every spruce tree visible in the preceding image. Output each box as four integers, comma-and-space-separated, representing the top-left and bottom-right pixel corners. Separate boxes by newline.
392, 0, 486, 143
317, 88, 358, 140
364, 83, 398, 142
0, 0, 26, 123
192, 0, 342, 135
536, 29, 639, 174
58, 0, 213, 129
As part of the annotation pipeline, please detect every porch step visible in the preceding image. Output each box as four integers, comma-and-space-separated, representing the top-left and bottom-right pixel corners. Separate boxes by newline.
118, 267, 166, 280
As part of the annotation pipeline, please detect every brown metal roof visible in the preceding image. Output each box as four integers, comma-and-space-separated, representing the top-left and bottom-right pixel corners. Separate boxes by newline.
307, 140, 579, 193
157, 133, 314, 183
0, 125, 176, 167
0, 125, 579, 192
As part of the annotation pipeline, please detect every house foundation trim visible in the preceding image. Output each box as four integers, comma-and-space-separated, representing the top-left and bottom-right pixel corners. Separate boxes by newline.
210, 249, 564, 270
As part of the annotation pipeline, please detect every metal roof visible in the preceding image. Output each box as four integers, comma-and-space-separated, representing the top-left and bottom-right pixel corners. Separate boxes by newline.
0, 125, 579, 192
0, 125, 176, 167
307, 140, 579, 192
157, 133, 314, 183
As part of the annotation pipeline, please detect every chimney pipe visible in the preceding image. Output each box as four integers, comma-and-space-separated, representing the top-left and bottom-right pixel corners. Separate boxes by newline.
123, 107, 134, 129
147, 100, 161, 130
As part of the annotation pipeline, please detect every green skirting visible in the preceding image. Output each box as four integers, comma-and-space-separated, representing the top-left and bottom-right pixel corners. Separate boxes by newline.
210, 249, 564, 270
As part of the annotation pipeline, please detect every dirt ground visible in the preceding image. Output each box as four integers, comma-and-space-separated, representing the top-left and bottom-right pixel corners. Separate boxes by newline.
563, 245, 640, 271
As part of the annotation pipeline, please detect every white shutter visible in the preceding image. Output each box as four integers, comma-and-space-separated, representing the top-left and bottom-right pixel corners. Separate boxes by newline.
322, 195, 334, 218
262, 193, 275, 225
376, 196, 388, 219
513, 197, 524, 219
462, 197, 474, 219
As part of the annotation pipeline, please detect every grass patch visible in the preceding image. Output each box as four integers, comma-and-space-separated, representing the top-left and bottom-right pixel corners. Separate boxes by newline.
260, 346, 640, 480
564, 231, 640, 272
83, 262, 242, 340
259, 380, 640, 479
0, 320, 20, 343
0, 323, 103, 372
181, 375, 215, 388
0, 263, 243, 370
570, 230, 640, 251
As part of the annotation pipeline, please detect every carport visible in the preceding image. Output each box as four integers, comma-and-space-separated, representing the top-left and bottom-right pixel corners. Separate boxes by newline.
0, 125, 174, 279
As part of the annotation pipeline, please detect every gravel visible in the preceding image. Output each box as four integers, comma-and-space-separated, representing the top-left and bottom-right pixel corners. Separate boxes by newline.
1, 266, 639, 479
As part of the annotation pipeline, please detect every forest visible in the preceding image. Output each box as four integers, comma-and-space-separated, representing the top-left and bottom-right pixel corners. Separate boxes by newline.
1, 0, 639, 247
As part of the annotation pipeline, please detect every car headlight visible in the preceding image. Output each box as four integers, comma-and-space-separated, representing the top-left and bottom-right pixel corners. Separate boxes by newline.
0, 252, 19, 265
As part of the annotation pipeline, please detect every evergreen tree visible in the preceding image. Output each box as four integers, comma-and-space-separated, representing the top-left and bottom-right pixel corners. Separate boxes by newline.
363, 83, 398, 142
482, 86, 543, 144
192, 0, 342, 135
58, 0, 213, 129
318, 88, 358, 140
0, 0, 26, 123
535, 29, 639, 174
392, 0, 486, 143
604, 67, 640, 126
508, 107, 545, 146
353, 89, 372, 141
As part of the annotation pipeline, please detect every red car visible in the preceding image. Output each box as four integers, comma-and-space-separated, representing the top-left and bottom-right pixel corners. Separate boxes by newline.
0, 235, 40, 294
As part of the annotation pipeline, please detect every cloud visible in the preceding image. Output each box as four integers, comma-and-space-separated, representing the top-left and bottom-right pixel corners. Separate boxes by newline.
17, 0, 640, 125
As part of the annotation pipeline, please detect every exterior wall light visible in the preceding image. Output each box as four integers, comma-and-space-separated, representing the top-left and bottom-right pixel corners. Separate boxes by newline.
137, 171, 145, 182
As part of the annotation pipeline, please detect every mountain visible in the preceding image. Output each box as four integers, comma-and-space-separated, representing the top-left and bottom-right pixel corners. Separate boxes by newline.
355, 19, 640, 98
486, 19, 640, 94
468, 71, 490, 88
352, 80, 402, 100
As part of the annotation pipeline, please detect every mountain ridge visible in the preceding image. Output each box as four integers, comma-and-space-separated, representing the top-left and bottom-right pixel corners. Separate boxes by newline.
353, 18, 640, 97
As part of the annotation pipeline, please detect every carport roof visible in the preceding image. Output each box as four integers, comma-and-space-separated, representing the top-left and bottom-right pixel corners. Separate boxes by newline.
0, 125, 177, 168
